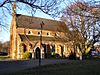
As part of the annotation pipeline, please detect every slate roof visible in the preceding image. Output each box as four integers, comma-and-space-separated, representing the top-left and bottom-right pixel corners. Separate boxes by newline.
20, 35, 63, 42
16, 14, 67, 32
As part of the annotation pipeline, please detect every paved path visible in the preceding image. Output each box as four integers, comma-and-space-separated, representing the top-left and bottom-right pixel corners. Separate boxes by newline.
0, 59, 68, 74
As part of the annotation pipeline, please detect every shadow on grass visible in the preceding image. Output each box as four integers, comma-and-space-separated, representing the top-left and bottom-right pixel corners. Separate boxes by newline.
4, 59, 100, 75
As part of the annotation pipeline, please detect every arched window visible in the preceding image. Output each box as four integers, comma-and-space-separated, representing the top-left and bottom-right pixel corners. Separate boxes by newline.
28, 31, 31, 34
47, 33, 49, 36
21, 44, 27, 52
55, 33, 57, 36
38, 32, 40, 35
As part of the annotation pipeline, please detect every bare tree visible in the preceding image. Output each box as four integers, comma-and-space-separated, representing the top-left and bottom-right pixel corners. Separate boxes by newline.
61, 0, 100, 59
0, 0, 64, 30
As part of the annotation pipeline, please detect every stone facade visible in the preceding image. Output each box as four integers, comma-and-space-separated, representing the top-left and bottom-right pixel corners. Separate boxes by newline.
10, 2, 73, 59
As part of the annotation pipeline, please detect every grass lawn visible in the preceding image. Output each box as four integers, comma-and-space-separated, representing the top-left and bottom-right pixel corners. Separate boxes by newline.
5, 59, 100, 75
0, 56, 10, 60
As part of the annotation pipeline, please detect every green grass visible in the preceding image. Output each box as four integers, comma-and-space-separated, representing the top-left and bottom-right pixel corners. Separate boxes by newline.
6, 59, 100, 75
0, 56, 10, 60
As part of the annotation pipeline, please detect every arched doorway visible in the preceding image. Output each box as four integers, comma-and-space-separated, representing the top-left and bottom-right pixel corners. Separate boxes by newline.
35, 47, 40, 59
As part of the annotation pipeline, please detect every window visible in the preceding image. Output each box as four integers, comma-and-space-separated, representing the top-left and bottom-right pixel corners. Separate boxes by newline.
28, 31, 33, 35
47, 33, 49, 36
55, 33, 57, 36
28, 31, 31, 34
38, 32, 40, 35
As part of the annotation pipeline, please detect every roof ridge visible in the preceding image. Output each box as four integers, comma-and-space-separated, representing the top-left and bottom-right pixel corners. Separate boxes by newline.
16, 14, 63, 23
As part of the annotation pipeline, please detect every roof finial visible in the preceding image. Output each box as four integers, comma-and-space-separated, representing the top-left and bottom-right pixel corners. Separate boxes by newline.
12, 0, 16, 16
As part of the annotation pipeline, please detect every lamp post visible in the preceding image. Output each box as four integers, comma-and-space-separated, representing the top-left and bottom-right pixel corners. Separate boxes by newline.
39, 21, 45, 66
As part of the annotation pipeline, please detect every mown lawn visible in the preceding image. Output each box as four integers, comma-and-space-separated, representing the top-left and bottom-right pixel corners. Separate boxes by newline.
0, 56, 10, 60
5, 59, 100, 75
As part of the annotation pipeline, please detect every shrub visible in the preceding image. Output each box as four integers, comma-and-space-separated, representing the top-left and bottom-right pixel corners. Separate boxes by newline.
46, 53, 51, 58
22, 52, 31, 59
68, 52, 76, 60
51, 53, 61, 58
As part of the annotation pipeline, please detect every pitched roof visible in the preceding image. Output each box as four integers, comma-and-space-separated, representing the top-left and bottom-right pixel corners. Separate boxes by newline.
20, 35, 64, 42
16, 14, 67, 32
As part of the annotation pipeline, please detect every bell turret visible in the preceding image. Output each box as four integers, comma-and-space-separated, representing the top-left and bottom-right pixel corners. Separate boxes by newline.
12, 0, 16, 16
10, 0, 17, 59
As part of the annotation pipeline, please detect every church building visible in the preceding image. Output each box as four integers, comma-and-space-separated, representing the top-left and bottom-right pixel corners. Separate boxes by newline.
10, 1, 73, 59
